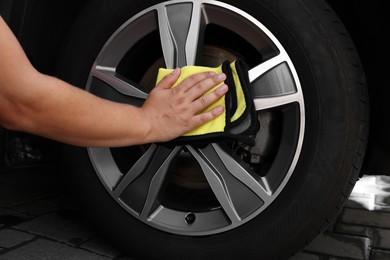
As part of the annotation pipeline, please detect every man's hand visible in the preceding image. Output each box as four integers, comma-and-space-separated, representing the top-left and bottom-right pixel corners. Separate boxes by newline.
140, 68, 228, 143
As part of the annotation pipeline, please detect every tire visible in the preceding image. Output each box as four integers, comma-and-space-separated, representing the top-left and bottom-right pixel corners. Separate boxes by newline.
56, 0, 369, 259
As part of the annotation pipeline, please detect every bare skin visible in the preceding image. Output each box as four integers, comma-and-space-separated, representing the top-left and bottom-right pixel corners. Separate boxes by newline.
0, 17, 228, 147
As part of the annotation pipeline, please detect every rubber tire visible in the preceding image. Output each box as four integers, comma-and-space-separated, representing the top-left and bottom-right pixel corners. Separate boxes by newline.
56, 0, 369, 259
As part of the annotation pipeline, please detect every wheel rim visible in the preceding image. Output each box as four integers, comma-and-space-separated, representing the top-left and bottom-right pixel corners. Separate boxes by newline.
85, 0, 305, 236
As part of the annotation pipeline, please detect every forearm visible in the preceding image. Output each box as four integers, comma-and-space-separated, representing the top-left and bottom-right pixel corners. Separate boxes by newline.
9, 71, 152, 147
0, 17, 152, 147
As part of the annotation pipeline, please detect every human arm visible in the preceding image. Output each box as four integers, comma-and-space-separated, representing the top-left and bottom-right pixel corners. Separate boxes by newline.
0, 17, 227, 147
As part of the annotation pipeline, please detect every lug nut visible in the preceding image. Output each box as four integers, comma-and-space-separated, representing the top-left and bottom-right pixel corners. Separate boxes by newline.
185, 213, 196, 224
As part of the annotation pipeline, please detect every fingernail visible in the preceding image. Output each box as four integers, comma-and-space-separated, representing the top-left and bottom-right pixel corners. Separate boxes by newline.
215, 106, 224, 113
218, 84, 228, 93
209, 71, 216, 76
171, 68, 180, 75
217, 73, 226, 80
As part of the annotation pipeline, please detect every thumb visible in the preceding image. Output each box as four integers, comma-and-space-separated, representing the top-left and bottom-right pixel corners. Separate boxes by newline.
155, 68, 181, 89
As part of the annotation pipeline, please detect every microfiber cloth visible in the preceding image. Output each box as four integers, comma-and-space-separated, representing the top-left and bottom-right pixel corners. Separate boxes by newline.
156, 60, 257, 146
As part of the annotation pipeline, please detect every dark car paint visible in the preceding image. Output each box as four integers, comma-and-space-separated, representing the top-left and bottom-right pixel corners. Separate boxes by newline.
0, 0, 388, 174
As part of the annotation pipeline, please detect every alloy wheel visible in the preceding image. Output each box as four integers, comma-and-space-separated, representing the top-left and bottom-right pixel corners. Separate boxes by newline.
85, 0, 305, 236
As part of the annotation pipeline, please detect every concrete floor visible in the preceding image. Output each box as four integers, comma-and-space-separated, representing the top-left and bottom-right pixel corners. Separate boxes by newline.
1, 167, 390, 260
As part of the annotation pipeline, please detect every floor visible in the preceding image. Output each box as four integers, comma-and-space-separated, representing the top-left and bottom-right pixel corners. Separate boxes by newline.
293, 175, 390, 260
1, 167, 390, 260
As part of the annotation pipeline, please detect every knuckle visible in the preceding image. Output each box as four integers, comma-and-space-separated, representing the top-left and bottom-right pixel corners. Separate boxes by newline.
199, 96, 207, 107
195, 83, 205, 93
176, 96, 186, 105
185, 72, 210, 86
201, 113, 212, 123
185, 75, 199, 86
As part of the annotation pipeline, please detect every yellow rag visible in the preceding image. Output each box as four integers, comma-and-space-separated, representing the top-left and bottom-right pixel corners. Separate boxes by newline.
155, 61, 246, 137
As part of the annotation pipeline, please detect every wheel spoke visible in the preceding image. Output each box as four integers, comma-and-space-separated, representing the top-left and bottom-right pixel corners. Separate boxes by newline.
188, 144, 264, 224
113, 144, 158, 197
253, 92, 302, 111
88, 148, 122, 188
94, 10, 158, 68
115, 145, 181, 217
157, 2, 206, 67
249, 53, 289, 83
249, 53, 302, 110
90, 66, 148, 99
139, 146, 182, 220
211, 144, 273, 203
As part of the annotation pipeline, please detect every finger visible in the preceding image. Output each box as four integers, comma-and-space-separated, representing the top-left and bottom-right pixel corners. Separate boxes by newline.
190, 105, 225, 129
155, 68, 181, 90
192, 84, 228, 112
178, 71, 217, 93
185, 73, 227, 100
